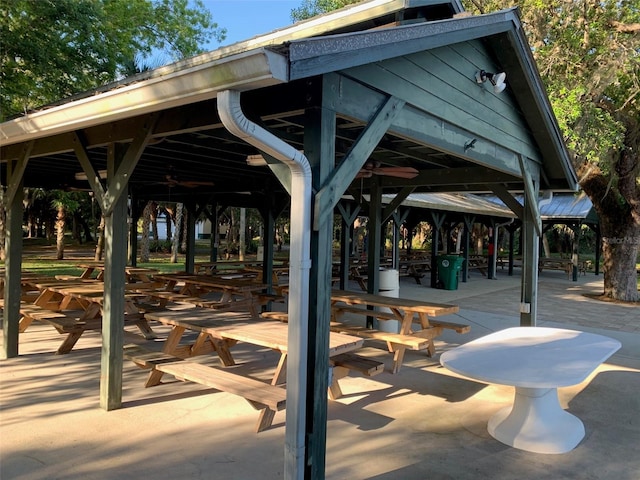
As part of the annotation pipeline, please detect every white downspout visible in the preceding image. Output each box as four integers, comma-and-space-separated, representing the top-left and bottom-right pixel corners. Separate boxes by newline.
217, 89, 312, 480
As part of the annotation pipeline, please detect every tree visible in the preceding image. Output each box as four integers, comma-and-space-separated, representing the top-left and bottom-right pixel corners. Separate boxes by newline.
171, 203, 184, 263
463, 1, 639, 301
291, 0, 358, 20
0, 0, 226, 120
139, 201, 154, 263
295, 1, 639, 302
50, 191, 80, 260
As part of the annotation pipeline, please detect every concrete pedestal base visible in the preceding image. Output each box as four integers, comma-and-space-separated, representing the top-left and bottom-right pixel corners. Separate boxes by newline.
488, 386, 584, 454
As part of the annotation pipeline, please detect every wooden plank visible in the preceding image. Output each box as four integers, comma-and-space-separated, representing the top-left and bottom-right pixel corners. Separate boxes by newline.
331, 352, 384, 377
331, 290, 459, 316
329, 322, 431, 350
345, 61, 540, 162
155, 361, 286, 432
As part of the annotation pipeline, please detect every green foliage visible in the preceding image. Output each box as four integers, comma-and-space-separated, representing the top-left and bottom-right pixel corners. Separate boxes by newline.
0, 0, 225, 119
462, 0, 639, 171
50, 190, 80, 215
149, 239, 172, 253
290, 0, 360, 21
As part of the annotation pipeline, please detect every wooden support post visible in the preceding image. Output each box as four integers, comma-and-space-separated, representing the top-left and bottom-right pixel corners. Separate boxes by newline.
366, 178, 383, 328
461, 215, 474, 283
100, 144, 128, 411
2, 165, 24, 359
430, 212, 446, 288
299, 76, 336, 480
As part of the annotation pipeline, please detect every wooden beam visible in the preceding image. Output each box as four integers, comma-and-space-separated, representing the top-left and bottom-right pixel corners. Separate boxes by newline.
103, 113, 159, 215
382, 167, 518, 188
73, 131, 108, 210
382, 185, 415, 223
519, 155, 542, 236
490, 183, 524, 219
4, 141, 32, 206
313, 96, 405, 230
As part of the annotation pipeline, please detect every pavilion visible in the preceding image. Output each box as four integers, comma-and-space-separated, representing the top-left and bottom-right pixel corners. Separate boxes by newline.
0, 1, 577, 478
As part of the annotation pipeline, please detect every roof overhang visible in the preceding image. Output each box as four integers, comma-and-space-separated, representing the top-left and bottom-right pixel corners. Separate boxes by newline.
0, 48, 288, 147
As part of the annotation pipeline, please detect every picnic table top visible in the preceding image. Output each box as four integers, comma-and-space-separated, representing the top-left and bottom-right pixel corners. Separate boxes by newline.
145, 308, 364, 355
153, 272, 266, 290
331, 290, 459, 316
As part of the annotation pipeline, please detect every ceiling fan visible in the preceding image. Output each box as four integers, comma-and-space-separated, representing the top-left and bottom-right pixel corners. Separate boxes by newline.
159, 173, 215, 188
356, 161, 419, 179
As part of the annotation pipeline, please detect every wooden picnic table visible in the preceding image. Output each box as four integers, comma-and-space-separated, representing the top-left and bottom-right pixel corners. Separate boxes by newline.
194, 261, 266, 275
329, 290, 464, 373
131, 308, 372, 432
144, 308, 364, 384
75, 263, 159, 282
538, 257, 587, 277
398, 259, 431, 284
152, 273, 268, 311
30, 280, 157, 338
241, 265, 289, 285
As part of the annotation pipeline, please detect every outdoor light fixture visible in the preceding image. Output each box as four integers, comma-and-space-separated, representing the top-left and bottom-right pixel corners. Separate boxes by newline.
246, 154, 268, 166
475, 70, 507, 94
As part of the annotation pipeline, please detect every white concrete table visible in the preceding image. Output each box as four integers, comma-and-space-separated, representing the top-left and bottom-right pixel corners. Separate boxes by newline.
440, 327, 621, 454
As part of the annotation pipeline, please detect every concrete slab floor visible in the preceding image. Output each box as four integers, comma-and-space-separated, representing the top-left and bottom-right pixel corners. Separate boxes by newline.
1, 270, 638, 479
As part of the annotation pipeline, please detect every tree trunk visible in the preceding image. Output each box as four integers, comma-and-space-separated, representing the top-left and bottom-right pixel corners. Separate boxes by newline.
75, 211, 93, 243
579, 158, 639, 302
94, 214, 105, 261
180, 208, 188, 254
139, 201, 152, 263
150, 201, 159, 241
171, 203, 183, 263
239, 208, 246, 261
165, 206, 173, 241
0, 188, 6, 261
55, 205, 65, 260
542, 231, 551, 258
600, 222, 639, 301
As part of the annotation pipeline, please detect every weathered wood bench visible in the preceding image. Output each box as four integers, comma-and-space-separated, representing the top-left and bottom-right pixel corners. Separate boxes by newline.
124, 345, 286, 432
19, 304, 99, 354
329, 352, 385, 400
330, 321, 433, 350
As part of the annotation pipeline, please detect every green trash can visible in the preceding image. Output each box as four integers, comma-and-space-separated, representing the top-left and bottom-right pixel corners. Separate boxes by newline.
437, 255, 464, 290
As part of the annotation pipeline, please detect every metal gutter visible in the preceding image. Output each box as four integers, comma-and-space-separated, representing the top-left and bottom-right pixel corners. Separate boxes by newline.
217, 90, 312, 480
0, 49, 288, 147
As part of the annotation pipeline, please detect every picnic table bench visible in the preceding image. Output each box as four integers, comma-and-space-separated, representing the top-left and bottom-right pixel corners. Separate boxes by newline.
138, 308, 376, 430
18, 303, 101, 354
124, 345, 287, 432
538, 258, 588, 277
264, 291, 465, 373
331, 290, 464, 373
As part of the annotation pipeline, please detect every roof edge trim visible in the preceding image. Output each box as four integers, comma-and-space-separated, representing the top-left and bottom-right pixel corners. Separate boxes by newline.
0, 49, 288, 148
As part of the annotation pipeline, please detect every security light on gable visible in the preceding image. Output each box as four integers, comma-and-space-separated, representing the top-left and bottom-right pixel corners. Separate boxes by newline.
475, 70, 507, 94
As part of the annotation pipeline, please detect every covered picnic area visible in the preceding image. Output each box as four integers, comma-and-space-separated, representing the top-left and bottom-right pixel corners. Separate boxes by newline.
1, 1, 582, 478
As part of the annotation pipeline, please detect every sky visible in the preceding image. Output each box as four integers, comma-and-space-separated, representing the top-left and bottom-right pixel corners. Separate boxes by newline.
200, 1, 302, 48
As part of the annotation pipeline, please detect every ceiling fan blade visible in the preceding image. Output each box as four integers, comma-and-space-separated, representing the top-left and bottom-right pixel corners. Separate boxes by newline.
180, 180, 215, 188
372, 166, 419, 179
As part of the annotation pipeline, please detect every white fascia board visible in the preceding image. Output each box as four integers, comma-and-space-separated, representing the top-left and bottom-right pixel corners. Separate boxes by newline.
0, 49, 288, 147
